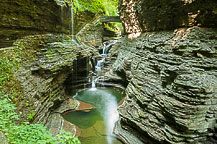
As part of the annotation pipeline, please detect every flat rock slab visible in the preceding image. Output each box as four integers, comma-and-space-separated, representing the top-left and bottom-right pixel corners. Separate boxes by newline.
77, 100, 96, 111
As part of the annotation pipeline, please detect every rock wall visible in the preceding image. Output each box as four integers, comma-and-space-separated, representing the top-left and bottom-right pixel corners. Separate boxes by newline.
0, 34, 95, 135
0, 0, 98, 47
119, 0, 217, 39
0, 0, 71, 42
135, 0, 217, 31
112, 27, 217, 144
112, 0, 217, 143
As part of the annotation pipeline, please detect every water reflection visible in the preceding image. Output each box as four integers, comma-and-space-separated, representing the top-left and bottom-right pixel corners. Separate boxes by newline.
63, 88, 124, 144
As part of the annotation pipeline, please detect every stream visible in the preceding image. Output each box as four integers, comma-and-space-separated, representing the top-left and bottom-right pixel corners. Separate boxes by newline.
62, 39, 123, 144
63, 88, 124, 144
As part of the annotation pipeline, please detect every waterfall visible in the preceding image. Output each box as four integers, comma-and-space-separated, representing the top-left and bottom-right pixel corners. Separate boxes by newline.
61, 5, 64, 27
95, 57, 105, 74
102, 43, 107, 56
90, 76, 97, 91
102, 40, 118, 56
91, 40, 118, 90
71, 7, 74, 40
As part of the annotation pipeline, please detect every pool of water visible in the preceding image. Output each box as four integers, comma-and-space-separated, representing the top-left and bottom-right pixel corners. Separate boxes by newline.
63, 88, 124, 144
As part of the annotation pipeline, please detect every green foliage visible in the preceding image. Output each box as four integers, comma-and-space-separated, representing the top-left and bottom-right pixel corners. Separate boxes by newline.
0, 57, 14, 89
0, 93, 19, 132
100, 0, 119, 16
105, 22, 123, 34
64, 0, 122, 33
27, 109, 35, 120
73, 0, 104, 14
8, 123, 54, 144
72, 0, 118, 16
0, 93, 80, 144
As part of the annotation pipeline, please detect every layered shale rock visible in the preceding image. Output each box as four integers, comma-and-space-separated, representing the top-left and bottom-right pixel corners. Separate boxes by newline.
119, 0, 217, 39
0, 0, 71, 43
111, 27, 217, 143
113, 0, 217, 143
1, 34, 95, 135
0, 0, 98, 48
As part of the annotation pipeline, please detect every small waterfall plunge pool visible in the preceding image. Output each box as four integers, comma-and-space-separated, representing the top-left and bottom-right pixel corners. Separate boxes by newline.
63, 87, 124, 144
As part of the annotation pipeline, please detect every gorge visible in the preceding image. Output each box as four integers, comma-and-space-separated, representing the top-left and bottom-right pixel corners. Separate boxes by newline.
0, 0, 217, 144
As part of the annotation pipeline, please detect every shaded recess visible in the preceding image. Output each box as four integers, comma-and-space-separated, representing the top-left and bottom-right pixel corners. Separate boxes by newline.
119, 0, 217, 39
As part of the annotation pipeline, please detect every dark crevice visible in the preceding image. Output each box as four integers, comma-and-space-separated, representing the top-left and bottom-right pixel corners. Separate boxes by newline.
116, 69, 129, 88
162, 71, 178, 88
49, 99, 62, 112
173, 49, 184, 56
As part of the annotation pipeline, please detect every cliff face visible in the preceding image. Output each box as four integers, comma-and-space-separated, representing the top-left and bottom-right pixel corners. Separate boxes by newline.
0, 34, 97, 136
0, 0, 97, 48
112, 0, 217, 143
0, 0, 71, 42
135, 0, 217, 31
0, 15, 103, 135
119, 0, 217, 39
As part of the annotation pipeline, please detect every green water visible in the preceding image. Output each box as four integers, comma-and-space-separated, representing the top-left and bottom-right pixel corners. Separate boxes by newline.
63, 88, 124, 144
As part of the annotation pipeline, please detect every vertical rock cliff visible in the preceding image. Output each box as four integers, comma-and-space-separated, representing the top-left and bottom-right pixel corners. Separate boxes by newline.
0, 0, 98, 47
0, 0, 70, 42
112, 0, 217, 143
0, 0, 103, 136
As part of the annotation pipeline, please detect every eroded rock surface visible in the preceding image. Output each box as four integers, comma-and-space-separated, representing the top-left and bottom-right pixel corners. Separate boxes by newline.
120, 0, 217, 33
111, 27, 217, 144
0, 0, 99, 48
0, 34, 96, 136
0, 0, 71, 42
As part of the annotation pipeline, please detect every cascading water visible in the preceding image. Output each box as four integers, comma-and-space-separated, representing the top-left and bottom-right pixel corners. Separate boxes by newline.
86, 40, 120, 144
102, 40, 118, 56
63, 40, 122, 144
95, 57, 105, 74
71, 7, 74, 40
60, 5, 64, 29
102, 94, 119, 144
92, 40, 118, 82
90, 76, 97, 91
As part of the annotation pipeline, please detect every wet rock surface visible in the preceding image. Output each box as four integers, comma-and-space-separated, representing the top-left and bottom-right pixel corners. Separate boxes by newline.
111, 27, 217, 144
0, 0, 71, 42
76, 20, 104, 48
0, 34, 95, 136
0, 0, 99, 48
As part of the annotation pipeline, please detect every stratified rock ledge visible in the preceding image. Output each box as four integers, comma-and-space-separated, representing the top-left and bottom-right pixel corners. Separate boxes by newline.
112, 27, 217, 144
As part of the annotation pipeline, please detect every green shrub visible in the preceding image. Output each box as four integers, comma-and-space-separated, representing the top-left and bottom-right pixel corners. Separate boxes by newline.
0, 57, 14, 88
0, 93, 80, 144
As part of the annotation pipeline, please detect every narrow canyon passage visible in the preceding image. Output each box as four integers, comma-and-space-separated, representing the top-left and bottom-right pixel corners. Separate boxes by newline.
1, 0, 217, 144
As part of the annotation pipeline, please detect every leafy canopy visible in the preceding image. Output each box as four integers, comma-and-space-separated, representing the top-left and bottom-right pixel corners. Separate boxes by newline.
66, 0, 119, 16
